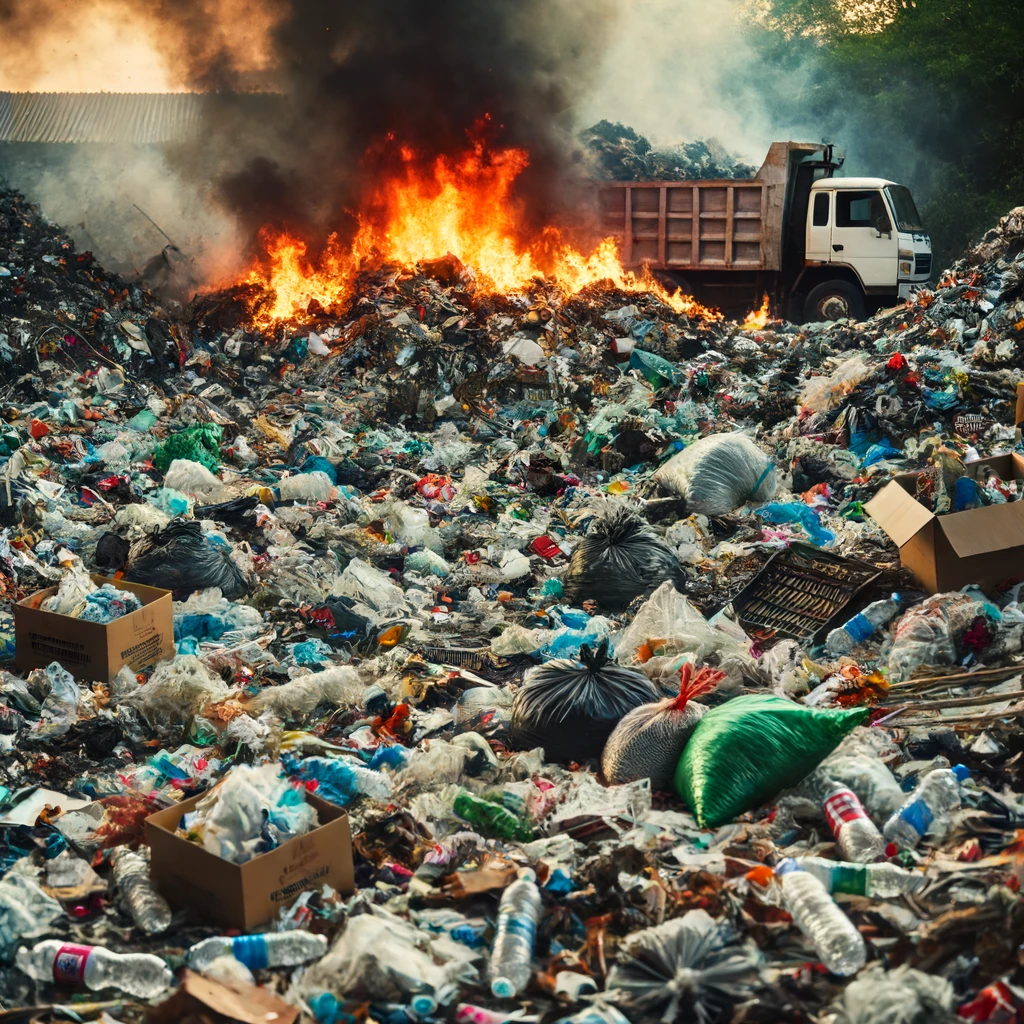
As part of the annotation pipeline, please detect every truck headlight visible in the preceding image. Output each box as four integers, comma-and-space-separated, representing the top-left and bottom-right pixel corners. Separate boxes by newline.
899, 249, 914, 262
900, 261, 912, 275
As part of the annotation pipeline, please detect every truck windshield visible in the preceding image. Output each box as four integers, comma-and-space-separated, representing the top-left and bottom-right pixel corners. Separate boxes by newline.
885, 186, 924, 232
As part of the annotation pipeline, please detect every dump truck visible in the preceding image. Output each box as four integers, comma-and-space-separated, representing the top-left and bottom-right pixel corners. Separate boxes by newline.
595, 141, 932, 322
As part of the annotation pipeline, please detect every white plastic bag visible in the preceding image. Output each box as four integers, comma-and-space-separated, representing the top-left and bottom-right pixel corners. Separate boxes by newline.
653, 433, 776, 516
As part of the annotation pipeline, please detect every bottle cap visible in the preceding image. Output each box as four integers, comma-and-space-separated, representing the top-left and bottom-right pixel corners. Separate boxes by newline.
411, 993, 438, 1014
885, 842, 898, 858
952, 764, 970, 782
491, 977, 516, 998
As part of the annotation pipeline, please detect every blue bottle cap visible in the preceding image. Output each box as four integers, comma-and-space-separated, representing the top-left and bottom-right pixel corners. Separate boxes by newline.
952, 764, 970, 782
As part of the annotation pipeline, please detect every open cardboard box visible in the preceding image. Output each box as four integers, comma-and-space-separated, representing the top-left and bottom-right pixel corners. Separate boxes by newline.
865, 451, 1024, 594
14, 575, 175, 683
146, 790, 354, 931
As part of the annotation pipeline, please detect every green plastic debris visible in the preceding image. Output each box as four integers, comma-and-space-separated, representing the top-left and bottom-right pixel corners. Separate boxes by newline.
128, 409, 158, 432
151, 423, 223, 474
629, 349, 679, 388
674, 694, 867, 828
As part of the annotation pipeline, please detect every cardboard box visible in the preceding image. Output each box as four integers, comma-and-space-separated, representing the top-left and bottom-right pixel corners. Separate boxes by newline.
865, 452, 1024, 594
14, 575, 175, 683
146, 791, 354, 931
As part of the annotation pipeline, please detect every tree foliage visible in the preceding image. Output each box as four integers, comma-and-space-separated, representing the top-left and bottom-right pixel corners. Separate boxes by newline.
747, 0, 1024, 267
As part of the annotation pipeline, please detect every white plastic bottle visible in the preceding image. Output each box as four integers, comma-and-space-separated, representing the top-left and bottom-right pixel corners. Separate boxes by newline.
797, 856, 924, 897
883, 765, 970, 853
826, 594, 902, 656
187, 930, 327, 971
776, 859, 866, 976
821, 782, 885, 863
110, 848, 172, 935
17, 940, 173, 998
488, 867, 542, 998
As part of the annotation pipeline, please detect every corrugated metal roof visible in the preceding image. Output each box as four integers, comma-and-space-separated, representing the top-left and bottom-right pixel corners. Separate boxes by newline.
0, 92, 214, 144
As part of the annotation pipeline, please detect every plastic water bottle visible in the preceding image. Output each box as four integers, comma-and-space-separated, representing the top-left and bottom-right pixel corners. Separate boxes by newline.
796, 856, 924, 897
775, 859, 866, 975
821, 783, 885, 862
17, 939, 173, 998
488, 868, 542, 997
110, 847, 172, 935
826, 594, 902, 656
883, 765, 970, 853
187, 931, 328, 971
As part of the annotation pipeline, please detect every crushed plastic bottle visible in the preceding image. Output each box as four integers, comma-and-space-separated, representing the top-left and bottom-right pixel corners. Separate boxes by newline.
17, 939, 173, 998
488, 868, 542, 997
820, 782, 885, 862
187, 930, 328, 971
774, 859, 866, 975
796, 856, 925, 897
883, 764, 970, 853
453, 791, 534, 842
826, 594, 902, 657
110, 847, 172, 935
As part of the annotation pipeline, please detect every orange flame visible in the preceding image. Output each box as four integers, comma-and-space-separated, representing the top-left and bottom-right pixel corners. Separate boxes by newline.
742, 293, 771, 330
242, 135, 717, 325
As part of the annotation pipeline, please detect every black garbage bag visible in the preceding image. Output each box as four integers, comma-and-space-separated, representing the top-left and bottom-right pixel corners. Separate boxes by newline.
510, 641, 658, 763
124, 519, 248, 599
561, 505, 685, 612
94, 531, 131, 573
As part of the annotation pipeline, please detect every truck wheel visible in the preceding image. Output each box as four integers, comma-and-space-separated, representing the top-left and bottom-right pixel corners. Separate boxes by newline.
803, 281, 866, 323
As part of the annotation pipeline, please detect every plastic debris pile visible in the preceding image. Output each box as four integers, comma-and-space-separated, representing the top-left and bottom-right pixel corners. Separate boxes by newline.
1, 188, 1024, 1023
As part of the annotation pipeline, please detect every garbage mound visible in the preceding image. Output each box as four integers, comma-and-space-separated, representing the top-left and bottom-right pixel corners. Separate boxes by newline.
3, 186, 1024, 1022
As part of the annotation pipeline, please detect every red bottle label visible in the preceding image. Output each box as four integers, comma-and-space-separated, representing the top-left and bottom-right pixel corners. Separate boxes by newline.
823, 788, 867, 837
52, 944, 93, 986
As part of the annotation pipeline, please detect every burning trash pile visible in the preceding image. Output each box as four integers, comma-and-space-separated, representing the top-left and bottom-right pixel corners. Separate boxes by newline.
2, 174, 1024, 1024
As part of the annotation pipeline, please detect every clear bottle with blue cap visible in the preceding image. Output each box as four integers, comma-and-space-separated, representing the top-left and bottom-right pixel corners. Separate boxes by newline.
187, 930, 327, 972
883, 764, 970, 853
488, 867, 543, 998
825, 593, 903, 657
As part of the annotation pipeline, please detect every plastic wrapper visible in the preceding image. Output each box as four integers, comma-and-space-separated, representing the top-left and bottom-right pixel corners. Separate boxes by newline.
800, 355, 874, 414
606, 909, 762, 1023
675, 694, 868, 827
173, 588, 265, 643
27, 662, 84, 738
602, 663, 724, 788
653, 433, 777, 516
124, 655, 230, 737
124, 519, 248, 600
40, 565, 95, 617
561, 505, 684, 612
185, 763, 318, 865
248, 665, 363, 718
511, 641, 658, 763
888, 591, 985, 681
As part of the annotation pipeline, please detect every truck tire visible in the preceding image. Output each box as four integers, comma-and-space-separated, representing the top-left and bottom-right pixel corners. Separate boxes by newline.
803, 281, 866, 323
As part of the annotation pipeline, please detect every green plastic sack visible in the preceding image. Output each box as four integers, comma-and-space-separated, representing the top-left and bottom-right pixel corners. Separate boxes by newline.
152, 423, 223, 475
674, 694, 868, 827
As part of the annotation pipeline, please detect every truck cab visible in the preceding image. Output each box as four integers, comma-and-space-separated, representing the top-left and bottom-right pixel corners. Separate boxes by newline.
802, 177, 932, 321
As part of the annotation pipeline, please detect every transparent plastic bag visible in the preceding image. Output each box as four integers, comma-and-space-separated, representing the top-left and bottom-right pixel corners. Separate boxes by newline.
836, 963, 957, 1024
124, 655, 230, 737
41, 565, 96, 617
163, 459, 224, 496
613, 581, 756, 686
249, 665, 363, 718
888, 592, 984, 681
653, 433, 777, 516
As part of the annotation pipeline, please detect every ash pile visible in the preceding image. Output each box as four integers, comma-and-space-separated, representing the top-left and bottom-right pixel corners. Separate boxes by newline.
1, 186, 1024, 1024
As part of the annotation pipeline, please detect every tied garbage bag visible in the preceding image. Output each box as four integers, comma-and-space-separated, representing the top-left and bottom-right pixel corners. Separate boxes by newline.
602, 663, 725, 789
653, 433, 776, 516
124, 519, 248, 600
510, 641, 658, 763
674, 694, 868, 827
561, 505, 684, 612
888, 591, 986, 682
606, 909, 762, 1023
